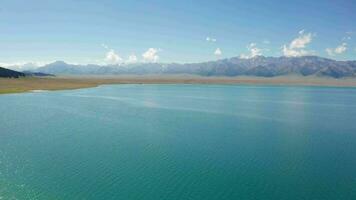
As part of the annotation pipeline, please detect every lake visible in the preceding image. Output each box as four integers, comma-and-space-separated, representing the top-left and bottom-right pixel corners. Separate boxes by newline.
1, 84, 356, 199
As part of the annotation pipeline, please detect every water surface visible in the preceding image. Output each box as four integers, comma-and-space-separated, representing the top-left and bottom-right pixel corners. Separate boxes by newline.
1, 84, 356, 199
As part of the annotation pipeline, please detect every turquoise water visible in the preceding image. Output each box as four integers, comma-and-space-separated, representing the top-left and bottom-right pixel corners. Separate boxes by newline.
1, 84, 356, 199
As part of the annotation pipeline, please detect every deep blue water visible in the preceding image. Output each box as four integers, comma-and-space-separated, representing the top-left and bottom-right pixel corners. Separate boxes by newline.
1, 84, 356, 199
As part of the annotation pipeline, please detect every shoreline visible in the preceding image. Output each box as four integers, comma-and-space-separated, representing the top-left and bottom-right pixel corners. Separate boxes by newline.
1, 75, 356, 94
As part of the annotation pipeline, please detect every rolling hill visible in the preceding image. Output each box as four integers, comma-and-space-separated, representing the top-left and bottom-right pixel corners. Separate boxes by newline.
0, 67, 25, 78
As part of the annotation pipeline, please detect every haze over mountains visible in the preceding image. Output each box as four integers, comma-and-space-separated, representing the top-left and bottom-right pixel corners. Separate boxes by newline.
31, 56, 356, 78
2, 56, 356, 78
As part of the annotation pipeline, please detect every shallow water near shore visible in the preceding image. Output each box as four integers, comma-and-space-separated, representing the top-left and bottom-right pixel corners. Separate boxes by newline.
1, 84, 356, 199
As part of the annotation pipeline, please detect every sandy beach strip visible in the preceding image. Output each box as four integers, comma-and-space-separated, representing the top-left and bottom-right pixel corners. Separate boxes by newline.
1, 75, 356, 94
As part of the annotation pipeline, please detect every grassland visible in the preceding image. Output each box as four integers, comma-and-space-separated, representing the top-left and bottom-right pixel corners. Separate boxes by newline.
1, 75, 356, 94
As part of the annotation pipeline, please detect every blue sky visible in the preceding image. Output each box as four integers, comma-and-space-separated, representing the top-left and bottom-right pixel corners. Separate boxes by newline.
1, 0, 356, 67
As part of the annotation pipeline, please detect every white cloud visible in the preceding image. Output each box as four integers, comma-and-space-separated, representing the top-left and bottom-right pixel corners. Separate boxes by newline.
325, 48, 333, 56
290, 32, 312, 49
342, 36, 351, 41
282, 46, 310, 57
126, 54, 138, 63
214, 48, 222, 56
250, 48, 262, 57
105, 49, 122, 64
326, 43, 347, 56
206, 37, 217, 42
142, 48, 160, 62
299, 29, 305, 35
240, 43, 263, 59
282, 30, 314, 57
101, 44, 123, 64
335, 43, 347, 54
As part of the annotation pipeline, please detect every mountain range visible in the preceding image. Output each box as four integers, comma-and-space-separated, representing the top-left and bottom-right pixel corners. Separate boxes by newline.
4, 56, 356, 78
